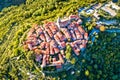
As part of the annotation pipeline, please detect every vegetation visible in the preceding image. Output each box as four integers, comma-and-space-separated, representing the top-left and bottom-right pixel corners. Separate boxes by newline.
0, 0, 120, 79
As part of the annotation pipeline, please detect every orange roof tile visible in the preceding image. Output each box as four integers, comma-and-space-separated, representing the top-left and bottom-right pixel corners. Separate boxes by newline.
54, 47, 60, 54
44, 31, 51, 42
50, 46, 55, 55
39, 33, 46, 42
78, 26, 85, 34
50, 40, 57, 47
54, 34, 61, 43
84, 32, 88, 40
69, 15, 79, 20
61, 28, 71, 39
58, 54, 64, 64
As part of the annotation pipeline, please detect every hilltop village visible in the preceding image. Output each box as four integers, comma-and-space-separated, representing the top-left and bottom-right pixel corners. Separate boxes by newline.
23, 1, 120, 73
24, 15, 88, 70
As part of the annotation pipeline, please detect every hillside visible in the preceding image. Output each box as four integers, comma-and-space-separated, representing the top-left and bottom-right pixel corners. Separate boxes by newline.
0, 0, 120, 80
0, 0, 26, 11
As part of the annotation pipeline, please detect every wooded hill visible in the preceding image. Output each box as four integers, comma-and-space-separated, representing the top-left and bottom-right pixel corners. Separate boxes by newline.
0, 0, 120, 79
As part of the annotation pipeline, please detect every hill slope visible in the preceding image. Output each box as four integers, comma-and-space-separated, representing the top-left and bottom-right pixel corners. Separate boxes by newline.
0, 0, 120, 79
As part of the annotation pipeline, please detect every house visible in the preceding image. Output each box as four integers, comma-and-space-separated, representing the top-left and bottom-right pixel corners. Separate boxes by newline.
36, 27, 43, 36
27, 43, 33, 50
60, 50, 65, 58
45, 44, 50, 55
50, 25, 58, 34
67, 23, 75, 30
44, 26, 53, 38
39, 33, 46, 42
56, 32, 63, 38
44, 31, 51, 42
73, 40, 82, 45
73, 47, 80, 55
93, 10, 100, 19
101, 6, 117, 16
77, 26, 85, 34
46, 55, 50, 64
54, 34, 61, 43
61, 35, 67, 41
56, 17, 70, 28
54, 47, 60, 54
35, 49, 41, 54
50, 45, 55, 55
52, 60, 62, 66
77, 19, 83, 25
82, 39, 87, 45
50, 40, 57, 48
110, 1, 120, 10
33, 24, 39, 30
27, 34, 36, 40
79, 44, 86, 50
70, 42, 79, 51
56, 32, 67, 41
70, 30, 77, 41
58, 41, 66, 49
39, 42, 46, 49
69, 15, 79, 21
60, 28, 71, 39
34, 49, 46, 54
41, 55, 47, 68
45, 22, 58, 34
84, 32, 88, 40
74, 28, 83, 39
52, 58, 56, 62
92, 3, 102, 9
58, 54, 64, 64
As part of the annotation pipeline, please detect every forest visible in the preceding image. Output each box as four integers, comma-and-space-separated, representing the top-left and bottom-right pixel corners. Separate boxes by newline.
0, 0, 120, 79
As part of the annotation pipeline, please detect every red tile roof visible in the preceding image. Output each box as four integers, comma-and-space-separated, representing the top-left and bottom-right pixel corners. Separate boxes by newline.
24, 15, 89, 69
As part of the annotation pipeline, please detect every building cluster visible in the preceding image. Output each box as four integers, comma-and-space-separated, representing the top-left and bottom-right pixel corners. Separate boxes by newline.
79, 1, 120, 19
23, 15, 88, 69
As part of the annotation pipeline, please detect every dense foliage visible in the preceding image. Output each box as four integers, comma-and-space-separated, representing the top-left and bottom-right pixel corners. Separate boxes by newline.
0, 0, 120, 79
0, 0, 26, 11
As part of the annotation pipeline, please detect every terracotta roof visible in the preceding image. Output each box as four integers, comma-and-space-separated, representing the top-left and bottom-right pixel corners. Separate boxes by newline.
39, 33, 46, 42
36, 27, 43, 35
54, 34, 61, 43
69, 15, 79, 20
50, 40, 57, 47
54, 47, 60, 54
24, 15, 89, 70
61, 28, 71, 39
50, 45, 55, 55
67, 23, 75, 30
58, 54, 64, 64
78, 26, 85, 34
84, 32, 88, 40
74, 28, 82, 39
44, 31, 51, 42
41, 55, 47, 68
